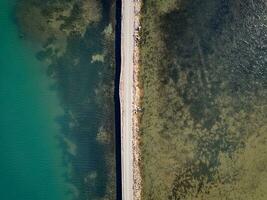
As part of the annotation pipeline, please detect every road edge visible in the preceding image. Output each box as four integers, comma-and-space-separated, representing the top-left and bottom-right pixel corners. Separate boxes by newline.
133, 1, 142, 200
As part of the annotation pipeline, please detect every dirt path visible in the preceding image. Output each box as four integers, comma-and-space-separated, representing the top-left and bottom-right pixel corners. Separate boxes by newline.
120, 0, 141, 199
120, 0, 134, 199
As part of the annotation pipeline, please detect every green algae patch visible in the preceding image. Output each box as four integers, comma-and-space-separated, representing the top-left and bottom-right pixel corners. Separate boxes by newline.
91, 54, 105, 63
16, 0, 102, 41
139, 0, 267, 199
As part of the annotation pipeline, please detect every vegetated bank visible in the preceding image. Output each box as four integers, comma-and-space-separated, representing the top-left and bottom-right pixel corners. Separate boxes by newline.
15, 0, 117, 199
139, 0, 267, 199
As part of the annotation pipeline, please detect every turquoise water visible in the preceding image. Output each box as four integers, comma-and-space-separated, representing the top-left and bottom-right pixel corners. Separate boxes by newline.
0, 1, 72, 199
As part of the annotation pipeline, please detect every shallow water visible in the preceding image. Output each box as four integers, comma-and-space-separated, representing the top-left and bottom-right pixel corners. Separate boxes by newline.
0, 0, 117, 199
0, 1, 72, 199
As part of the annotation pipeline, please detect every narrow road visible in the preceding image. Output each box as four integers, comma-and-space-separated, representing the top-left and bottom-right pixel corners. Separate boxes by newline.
120, 0, 135, 199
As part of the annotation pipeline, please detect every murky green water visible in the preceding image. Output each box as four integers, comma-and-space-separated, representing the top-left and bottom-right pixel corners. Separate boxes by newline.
139, 0, 267, 199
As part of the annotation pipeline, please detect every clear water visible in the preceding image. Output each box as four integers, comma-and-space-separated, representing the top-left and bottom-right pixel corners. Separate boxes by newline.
0, 1, 72, 199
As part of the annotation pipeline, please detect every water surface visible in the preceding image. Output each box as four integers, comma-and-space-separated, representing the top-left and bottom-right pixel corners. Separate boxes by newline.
0, 1, 72, 199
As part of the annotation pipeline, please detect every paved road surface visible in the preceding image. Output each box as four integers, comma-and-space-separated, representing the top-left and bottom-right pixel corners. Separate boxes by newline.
120, 0, 135, 199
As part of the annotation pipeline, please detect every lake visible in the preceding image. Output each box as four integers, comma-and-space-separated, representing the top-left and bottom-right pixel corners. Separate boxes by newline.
0, 0, 73, 199
0, 0, 117, 199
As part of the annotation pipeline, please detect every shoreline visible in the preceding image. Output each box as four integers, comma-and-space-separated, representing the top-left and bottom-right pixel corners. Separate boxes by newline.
115, 0, 122, 199
132, 1, 142, 200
